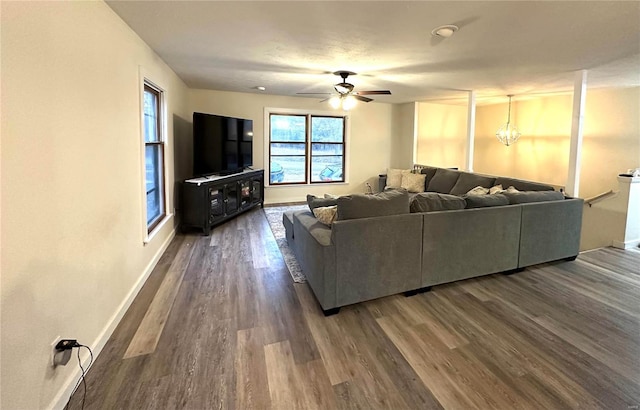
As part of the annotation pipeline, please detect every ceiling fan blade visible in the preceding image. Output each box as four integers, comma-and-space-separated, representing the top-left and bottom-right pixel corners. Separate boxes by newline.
296, 92, 332, 95
354, 90, 392, 95
354, 95, 373, 103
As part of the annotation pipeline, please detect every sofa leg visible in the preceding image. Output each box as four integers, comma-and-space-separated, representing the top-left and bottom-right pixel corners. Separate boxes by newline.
502, 267, 525, 275
322, 307, 340, 316
564, 255, 578, 261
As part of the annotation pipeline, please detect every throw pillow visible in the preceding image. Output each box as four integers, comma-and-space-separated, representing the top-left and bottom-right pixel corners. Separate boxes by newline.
324, 193, 339, 199
489, 184, 504, 195
401, 173, 426, 193
312, 205, 338, 226
306, 194, 337, 212
466, 186, 490, 196
505, 186, 519, 193
386, 168, 411, 188
450, 172, 496, 195
427, 168, 461, 193
410, 193, 466, 213
464, 194, 509, 208
336, 189, 409, 220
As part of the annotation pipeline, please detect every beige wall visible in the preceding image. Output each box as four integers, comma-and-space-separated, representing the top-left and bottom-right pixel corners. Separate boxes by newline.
188, 89, 394, 202
390, 103, 416, 168
475, 88, 640, 198
1, 2, 189, 409
415, 102, 467, 168
581, 87, 640, 198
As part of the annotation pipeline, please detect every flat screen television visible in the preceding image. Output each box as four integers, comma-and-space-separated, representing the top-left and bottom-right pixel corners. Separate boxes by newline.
193, 112, 253, 176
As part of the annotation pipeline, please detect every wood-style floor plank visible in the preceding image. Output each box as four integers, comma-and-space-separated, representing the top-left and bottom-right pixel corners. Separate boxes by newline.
68, 208, 640, 409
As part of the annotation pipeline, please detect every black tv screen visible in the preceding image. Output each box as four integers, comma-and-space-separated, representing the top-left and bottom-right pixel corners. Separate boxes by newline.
193, 112, 253, 176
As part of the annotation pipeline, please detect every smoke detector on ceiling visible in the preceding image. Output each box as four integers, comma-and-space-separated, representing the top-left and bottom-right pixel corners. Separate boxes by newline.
431, 25, 459, 38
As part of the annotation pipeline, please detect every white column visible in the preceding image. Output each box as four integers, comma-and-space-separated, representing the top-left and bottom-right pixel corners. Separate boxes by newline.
412, 102, 419, 165
567, 70, 587, 197
465, 91, 476, 172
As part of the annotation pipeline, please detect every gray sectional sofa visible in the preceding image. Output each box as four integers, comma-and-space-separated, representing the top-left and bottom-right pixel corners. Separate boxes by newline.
283, 166, 583, 315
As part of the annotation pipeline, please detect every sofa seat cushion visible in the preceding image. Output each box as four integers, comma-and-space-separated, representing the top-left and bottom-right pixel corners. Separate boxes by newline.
410, 193, 466, 213
307, 194, 337, 212
294, 211, 333, 246
337, 189, 409, 220
464, 194, 509, 208
427, 168, 461, 193
495, 177, 554, 191
503, 190, 565, 204
450, 172, 496, 195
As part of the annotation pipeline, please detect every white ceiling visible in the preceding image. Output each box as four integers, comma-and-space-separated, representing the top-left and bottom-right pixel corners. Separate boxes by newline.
107, 1, 640, 105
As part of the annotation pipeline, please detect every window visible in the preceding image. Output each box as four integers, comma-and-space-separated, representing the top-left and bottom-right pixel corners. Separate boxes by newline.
268, 113, 346, 185
143, 82, 165, 233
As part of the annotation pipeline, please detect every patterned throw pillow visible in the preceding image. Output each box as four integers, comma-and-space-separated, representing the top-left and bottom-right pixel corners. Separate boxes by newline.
312, 205, 338, 226
466, 186, 490, 196
401, 173, 426, 193
505, 186, 520, 193
489, 184, 504, 195
386, 168, 411, 188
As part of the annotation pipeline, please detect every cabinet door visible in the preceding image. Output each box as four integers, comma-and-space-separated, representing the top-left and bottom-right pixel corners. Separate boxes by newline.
209, 186, 225, 224
251, 177, 263, 204
224, 183, 239, 215
240, 180, 252, 209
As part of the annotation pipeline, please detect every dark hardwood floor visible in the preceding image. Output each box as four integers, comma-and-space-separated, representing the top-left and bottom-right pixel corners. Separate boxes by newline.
68, 208, 640, 409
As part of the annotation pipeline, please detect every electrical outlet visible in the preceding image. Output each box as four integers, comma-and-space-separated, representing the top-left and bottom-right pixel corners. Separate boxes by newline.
51, 336, 61, 367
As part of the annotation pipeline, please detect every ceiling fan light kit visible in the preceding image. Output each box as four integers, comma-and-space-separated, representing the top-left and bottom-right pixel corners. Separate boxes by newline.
496, 95, 521, 146
296, 70, 391, 110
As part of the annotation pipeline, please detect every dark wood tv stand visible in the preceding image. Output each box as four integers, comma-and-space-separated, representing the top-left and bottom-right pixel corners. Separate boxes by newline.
181, 169, 264, 235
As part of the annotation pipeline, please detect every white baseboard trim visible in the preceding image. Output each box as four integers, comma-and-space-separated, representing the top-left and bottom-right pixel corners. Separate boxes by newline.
612, 238, 640, 249
47, 229, 176, 410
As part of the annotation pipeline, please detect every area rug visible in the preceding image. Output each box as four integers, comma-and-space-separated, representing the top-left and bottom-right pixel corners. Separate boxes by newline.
264, 205, 308, 283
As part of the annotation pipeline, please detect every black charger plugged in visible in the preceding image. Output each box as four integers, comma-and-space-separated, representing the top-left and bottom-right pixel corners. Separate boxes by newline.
55, 339, 79, 351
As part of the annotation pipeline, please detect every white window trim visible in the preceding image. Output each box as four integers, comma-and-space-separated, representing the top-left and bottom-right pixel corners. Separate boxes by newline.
139, 68, 172, 244
263, 107, 350, 187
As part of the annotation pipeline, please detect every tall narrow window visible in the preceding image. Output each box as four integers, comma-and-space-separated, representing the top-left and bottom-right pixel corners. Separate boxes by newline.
268, 113, 346, 185
143, 82, 165, 232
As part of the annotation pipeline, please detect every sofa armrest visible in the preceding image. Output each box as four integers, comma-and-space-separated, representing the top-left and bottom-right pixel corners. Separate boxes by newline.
518, 198, 584, 267
332, 213, 423, 306
378, 174, 387, 193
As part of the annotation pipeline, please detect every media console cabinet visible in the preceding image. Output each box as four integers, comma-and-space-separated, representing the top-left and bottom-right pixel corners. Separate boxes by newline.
181, 169, 264, 235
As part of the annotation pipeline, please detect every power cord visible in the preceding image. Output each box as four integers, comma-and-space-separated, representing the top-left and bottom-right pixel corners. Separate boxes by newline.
62, 343, 94, 410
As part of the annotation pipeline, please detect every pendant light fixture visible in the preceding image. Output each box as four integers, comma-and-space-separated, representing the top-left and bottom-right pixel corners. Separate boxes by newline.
496, 95, 521, 146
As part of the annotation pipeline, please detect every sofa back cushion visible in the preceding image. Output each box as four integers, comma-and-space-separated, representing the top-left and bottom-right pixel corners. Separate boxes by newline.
337, 190, 409, 220
464, 194, 509, 208
450, 172, 496, 195
410, 193, 466, 213
420, 166, 438, 191
307, 194, 337, 212
427, 168, 461, 193
494, 176, 554, 192
503, 190, 565, 204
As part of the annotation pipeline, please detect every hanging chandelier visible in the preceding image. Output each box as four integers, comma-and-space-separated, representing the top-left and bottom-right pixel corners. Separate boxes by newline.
496, 95, 521, 146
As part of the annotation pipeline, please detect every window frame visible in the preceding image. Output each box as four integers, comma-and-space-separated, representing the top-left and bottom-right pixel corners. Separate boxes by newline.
140, 77, 169, 241
265, 108, 348, 186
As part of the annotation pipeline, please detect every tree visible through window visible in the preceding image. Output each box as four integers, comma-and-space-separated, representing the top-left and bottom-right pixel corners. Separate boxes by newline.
143, 83, 165, 232
269, 113, 345, 184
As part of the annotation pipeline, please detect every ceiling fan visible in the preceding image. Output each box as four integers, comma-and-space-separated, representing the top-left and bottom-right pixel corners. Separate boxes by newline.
297, 71, 391, 109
